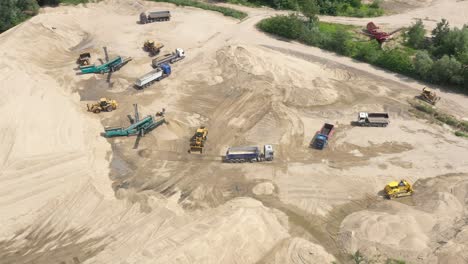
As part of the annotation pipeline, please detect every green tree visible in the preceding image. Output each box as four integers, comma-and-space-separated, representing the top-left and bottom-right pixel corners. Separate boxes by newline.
406, 19, 426, 49
431, 55, 463, 84
431, 19, 450, 47
413, 50, 434, 79
298, 0, 319, 27
0, 0, 38, 32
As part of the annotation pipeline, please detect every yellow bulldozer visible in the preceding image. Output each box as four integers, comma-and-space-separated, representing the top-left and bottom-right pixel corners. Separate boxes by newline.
189, 126, 208, 153
87, 98, 118, 113
384, 179, 414, 199
143, 40, 164, 56
419, 87, 441, 105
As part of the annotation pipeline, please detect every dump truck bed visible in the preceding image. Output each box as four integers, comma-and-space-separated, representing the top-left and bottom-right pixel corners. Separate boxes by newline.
227, 146, 259, 155
320, 123, 334, 137
148, 11, 171, 18
367, 113, 389, 123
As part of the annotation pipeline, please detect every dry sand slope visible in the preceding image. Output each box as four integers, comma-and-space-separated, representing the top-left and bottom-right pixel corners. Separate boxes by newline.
0, 0, 468, 263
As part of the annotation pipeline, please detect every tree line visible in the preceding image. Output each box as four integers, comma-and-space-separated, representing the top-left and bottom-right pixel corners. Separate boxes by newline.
0, 0, 88, 32
258, 14, 468, 91
223, 0, 383, 17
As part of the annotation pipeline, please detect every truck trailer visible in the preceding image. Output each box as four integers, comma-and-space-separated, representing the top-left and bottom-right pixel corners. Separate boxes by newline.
311, 123, 335, 150
140, 11, 171, 24
356, 112, 389, 127
152, 48, 185, 68
224, 145, 274, 163
134, 64, 171, 89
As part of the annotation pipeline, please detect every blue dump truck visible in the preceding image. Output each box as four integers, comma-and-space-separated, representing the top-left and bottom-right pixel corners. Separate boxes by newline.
311, 123, 335, 150
224, 145, 274, 163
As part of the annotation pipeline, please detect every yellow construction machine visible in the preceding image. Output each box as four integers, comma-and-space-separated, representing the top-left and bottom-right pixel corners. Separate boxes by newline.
419, 87, 441, 105
384, 179, 414, 199
87, 98, 118, 113
143, 40, 164, 56
188, 126, 208, 153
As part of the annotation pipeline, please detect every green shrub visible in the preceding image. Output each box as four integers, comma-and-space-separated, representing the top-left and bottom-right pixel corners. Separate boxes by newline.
455, 131, 468, 137
435, 113, 459, 126
386, 259, 406, 264
413, 50, 434, 79
369, 0, 380, 8
257, 14, 305, 39
406, 19, 426, 49
459, 120, 468, 131
376, 49, 415, 75
353, 40, 381, 63
414, 102, 436, 114
431, 55, 463, 84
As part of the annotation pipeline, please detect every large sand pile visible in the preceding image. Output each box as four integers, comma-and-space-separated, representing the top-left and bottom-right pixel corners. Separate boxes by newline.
0, 2, 292, 263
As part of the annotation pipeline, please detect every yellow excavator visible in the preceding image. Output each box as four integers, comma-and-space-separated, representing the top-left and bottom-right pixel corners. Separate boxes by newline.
143, 40, 164, 56
87, 98, 118, 113
384, 179, 414, 199
189, 126, 208, 153
419, 87, 441, 105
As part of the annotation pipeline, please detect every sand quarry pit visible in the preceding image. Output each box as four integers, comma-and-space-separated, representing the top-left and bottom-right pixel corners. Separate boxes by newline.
1, 0, 468, 263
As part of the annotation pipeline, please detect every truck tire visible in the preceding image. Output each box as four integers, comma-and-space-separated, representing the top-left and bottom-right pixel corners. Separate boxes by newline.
94, 108, 101, 114
106, 105, 113, 112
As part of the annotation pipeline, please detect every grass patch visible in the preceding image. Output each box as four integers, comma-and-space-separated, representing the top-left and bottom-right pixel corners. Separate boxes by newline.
413, 101, 436, 114
150, 0, 247, 19
386, 259, 407, 264
336, 3, 384, 17
226, 0, 263, 7
318, 22, 356, 34
410, 100, 468, 137
455, 131, 468, 137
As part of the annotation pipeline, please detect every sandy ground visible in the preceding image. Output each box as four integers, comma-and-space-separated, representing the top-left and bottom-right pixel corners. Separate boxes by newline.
0, 0, 468, 263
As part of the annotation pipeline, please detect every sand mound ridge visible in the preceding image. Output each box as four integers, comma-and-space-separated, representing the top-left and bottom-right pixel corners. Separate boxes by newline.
339, 175, 468, 263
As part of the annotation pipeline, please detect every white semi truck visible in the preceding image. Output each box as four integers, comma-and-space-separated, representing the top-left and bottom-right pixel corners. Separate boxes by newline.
224, 145, 274, 163
152, 48, 185, 68
134, 64, 171, 89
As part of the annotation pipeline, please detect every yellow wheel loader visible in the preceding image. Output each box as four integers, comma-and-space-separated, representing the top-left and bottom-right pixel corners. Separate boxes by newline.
143, 40, 164, 56
384, 179, 414, 199
87, 98, 118, 114
188, 126, 208, 154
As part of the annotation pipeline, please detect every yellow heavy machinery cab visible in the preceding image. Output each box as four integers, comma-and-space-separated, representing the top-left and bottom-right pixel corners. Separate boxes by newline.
420, 87, 441, 105
189, 127, 208, 153
384, 179, 414, 199
144, 40, 164, 56
87, 98, 118, 113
